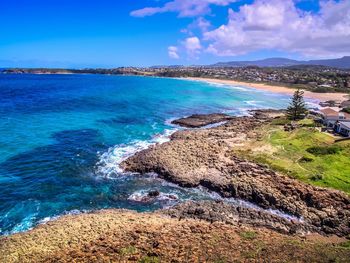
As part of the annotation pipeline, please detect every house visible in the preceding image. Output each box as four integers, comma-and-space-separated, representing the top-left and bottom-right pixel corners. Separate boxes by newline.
319, 108, 350, 128
335, 121, 350, 137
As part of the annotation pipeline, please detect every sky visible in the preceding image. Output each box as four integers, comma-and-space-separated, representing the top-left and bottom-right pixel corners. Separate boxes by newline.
0, 0, 349, 68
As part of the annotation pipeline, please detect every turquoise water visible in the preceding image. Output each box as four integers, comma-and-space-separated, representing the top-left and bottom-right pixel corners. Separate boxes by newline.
0, 74, 293, 235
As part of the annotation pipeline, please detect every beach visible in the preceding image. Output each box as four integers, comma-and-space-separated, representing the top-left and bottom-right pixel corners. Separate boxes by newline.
187, 77, 349, 102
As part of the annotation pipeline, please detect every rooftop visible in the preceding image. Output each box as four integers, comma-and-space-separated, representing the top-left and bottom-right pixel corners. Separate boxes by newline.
320, 108, 339, 116
339, 121, 350, 129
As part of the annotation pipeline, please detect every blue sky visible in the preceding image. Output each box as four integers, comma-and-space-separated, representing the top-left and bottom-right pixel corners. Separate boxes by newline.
0, 0, 349, 68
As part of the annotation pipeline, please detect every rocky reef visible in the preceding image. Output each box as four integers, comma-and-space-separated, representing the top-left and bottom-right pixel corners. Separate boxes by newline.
171, 113, 234, 128
121, 111, 350, 237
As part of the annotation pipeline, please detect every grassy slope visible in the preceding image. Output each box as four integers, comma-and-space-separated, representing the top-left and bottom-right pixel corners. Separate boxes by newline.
235, 119, 350, 194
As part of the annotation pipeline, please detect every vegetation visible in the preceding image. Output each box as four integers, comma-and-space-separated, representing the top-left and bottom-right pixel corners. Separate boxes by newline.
306, 145, 343, 155
286, 89, 308, 120
235, 118, 350, 194
139, 256, 160, 263
119, 246, 138, 256
343, 107, 350, 114
239, 231, 257, 240
339, 241, 350, 249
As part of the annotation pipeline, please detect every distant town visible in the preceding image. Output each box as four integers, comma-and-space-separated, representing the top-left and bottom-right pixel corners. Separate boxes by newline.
2, 64, 350, 93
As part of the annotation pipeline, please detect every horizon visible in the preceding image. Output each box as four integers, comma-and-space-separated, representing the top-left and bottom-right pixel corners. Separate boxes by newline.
1, 0, 350, 68
2, 55, 350, 70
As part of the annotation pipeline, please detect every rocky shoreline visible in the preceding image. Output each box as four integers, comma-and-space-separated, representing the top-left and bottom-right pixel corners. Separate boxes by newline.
2, 110, 350, 262
2, 209, 350, 263
121, 111, 350, 237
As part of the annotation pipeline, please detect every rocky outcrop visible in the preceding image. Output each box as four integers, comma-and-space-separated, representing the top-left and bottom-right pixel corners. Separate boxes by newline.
171, 113, 234, 128
121, 113, 350, 237
162, 200, 312, 235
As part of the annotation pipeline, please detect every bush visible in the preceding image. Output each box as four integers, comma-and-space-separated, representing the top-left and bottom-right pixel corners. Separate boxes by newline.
342, 107, 350, 114
306, 146, 342, 155
310, 174, 323, 181
271, 118, 291, 126
119, 246, 137, 256
299, 156, 314, 162
339, 241, 350, 248
239, 231, 257, 240
139, 256, 160, 263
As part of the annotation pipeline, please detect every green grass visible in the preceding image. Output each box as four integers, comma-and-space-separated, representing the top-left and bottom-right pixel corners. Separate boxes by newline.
239, 231, 257, 240
139, 256, 160, 263
241, 121, 350, 194
338, 241, 350, 249
119, 246, 138, 256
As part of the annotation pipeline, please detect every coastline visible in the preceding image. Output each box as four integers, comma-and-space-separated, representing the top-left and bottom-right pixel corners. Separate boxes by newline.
186, 77, 348, 102
2, 112, 350, 262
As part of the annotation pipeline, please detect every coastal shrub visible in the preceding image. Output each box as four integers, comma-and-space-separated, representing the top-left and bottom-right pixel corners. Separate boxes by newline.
119, 246, 137, 256
310, 174, 323, 181
306, 146, 342, 155
271, 118, 290, 126
343, 107, 350, 114
339, 241, 350, 249
297, 118, 314, 127
239, 231, 257, 240
139, 256, 160, 263
299, 156, 314, 163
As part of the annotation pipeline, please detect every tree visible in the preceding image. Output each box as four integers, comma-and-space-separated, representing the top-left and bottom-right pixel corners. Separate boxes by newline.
286, 89, 308, 120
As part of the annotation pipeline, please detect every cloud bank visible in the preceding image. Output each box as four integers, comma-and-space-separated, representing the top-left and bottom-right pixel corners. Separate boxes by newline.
133, 0, 350, 59
131, 0, 237, 17
205, 0, 350, 58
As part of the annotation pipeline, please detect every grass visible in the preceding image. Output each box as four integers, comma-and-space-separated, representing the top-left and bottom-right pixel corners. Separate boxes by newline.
239, 231, 257, 240
139, 256, 160, 263
235, 118, 350, 194
119, 246, 138, 256
338, 241, 350, 249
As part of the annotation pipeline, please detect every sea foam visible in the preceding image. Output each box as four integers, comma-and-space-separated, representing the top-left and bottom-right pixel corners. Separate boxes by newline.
95, 128, 177, 178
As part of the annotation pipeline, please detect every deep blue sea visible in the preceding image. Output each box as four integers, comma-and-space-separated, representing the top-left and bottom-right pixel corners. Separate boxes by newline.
0, 74, 303, 235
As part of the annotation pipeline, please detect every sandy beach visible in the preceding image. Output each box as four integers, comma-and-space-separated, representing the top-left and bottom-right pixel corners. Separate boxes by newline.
187, 77, 348, 102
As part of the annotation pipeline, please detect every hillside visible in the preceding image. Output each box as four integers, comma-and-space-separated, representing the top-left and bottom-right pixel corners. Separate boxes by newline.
213, 56, 350, 69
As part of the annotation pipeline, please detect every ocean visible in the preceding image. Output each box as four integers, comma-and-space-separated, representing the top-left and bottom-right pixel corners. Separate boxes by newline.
0, 74, 296, 235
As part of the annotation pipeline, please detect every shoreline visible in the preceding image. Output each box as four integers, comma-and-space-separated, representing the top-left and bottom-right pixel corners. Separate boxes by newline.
121, 112, 350, 237
2, 112, 350, 261
186, 77, 348, 102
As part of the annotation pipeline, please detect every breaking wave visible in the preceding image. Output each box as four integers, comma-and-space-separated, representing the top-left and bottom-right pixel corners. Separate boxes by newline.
95, 128, 177, 178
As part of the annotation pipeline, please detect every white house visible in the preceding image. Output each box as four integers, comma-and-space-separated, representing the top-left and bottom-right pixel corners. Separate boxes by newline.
319, 108, 350, 128
335, 121, 350, 137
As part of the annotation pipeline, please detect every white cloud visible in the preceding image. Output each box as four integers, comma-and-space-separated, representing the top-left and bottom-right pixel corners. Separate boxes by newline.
131, 0, 237, 17
204, 0, 350, 58
133, 0, 350, 59
168, 46, 180, 59
184, 37, 202, 57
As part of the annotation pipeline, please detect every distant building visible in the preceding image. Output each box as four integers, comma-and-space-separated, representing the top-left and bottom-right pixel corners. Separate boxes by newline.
319, 108, 350, 128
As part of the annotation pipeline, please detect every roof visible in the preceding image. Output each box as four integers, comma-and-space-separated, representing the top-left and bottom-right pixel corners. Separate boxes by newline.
339, 121, 350, 129
320, 108, 339, 116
